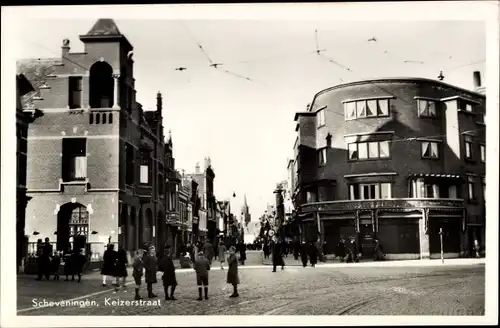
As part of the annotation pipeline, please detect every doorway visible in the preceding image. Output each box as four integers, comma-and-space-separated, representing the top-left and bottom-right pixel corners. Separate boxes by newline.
359, 223, 375, 257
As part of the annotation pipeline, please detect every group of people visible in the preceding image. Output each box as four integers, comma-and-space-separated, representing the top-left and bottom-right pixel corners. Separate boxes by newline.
334, 236, 385, 262
100, 238, 242, 301
34, 237, 87, 282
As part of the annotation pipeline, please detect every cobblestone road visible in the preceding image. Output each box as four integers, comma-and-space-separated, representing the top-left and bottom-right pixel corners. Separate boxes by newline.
18, 264, 484, 316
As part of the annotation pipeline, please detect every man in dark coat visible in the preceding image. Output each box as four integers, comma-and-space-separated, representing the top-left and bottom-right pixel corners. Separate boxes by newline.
71, 248, 87, 283
114, 246, 128, 292
51, 251, 61, 281
202, 239, 214, 265
41, 238, 53, 280
35, 239, 44, 280
300, 242, 308, 267
293, 240, 300, 261
239, 242, 247, 265
336, 237, 346, 262
308, 242, 318, 267
101, 244, 117, 287
132, 249, 144, 300
263, 243, 270, 259
271, 240, 284, 272
346, 236, 358, 263
158, 246, 177, 301
143, 246, 158, 298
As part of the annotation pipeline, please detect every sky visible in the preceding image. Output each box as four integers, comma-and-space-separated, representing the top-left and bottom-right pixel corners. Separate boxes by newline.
9, 17, 486, 220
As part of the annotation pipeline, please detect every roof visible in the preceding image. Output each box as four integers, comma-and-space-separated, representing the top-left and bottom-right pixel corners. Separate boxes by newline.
313, 77, 486, 101
84, 19, 122, 37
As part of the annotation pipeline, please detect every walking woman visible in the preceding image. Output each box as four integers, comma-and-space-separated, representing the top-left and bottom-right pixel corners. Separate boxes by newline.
300, 241, 308, 267
101, 244, 117, 287
308, 242, 318, 267
239, 242, 247, 266
114, 246, 128, 292
227, 246, 240, 298
158, 246, 177, 301
218, 240, 227, 270
143, 246, 158, 298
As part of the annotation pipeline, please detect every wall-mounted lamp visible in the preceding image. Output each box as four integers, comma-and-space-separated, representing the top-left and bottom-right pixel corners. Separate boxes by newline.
33, 231, 40, 236
233, 192, 236, 198
53, 231, 58, 235
91, 231, 98, 235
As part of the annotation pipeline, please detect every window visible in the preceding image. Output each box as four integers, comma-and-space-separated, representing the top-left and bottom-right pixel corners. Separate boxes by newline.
96, 113, 101, 124
318, 148, 327, 165
139, 149, 151, 184
344, 98, 389, 120
109, 113, 113, 124
418, 99, 437, 117
158, 174, 164, 194
62, 138, 87, 182
102, 113, 107, 124
68, 76, 82, 109
306, 191, 317, 203
348, 141, 390, 160
125, 143, 134, 185
449, 185, 457, 198
481, 177, 485, 201
480, 144, 485, 163
140, 165, 149, 184
464, 135, 474, 160
465, 103, 473, 113
349, 182, 391, 200
467, 175, 476, 201
317, 109, 325, 128
89, 113, 94, 124
421, 141, 439, 159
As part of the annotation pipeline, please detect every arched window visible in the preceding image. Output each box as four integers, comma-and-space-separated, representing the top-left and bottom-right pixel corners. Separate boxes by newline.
102, 113, 107, 124
109, 113, 113, 124
89, 61, 114, 108
96, 113, 101, 124
89, 113, 94, 124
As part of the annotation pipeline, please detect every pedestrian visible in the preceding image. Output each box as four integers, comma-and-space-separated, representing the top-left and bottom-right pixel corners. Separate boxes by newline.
218, 240, 227, 270
35, 239, 44, 281
300, 241, 308, 267
308, 242, 318, 267
263, 242, 270, 259
373, 238, 385, 261
158, 246, 177, 301
346, 236, 358, 263
226, 246, 240, 298
143, 246, 158, 298
194, 251, 211, 301
202, 239, 214, 265
336, 237, 346, 262
239, 242, 247, 266
71, 248, 87, 283
473, 239, 481, 258
114, 245, 128, 292
42, 238, 53, 280
51, 251, 61, 281
271, 240, 284, 272
101, 244, 117, 287
293, 240, 300, 261
322, 241, 328, 261
132, 249, 144, 300
63, 250, 73, 281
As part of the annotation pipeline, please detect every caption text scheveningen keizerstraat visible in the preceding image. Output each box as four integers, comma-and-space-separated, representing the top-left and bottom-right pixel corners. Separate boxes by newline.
31, 298, 162, 308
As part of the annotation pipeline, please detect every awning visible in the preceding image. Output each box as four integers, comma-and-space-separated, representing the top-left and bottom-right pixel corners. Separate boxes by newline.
408, 173, 461, 179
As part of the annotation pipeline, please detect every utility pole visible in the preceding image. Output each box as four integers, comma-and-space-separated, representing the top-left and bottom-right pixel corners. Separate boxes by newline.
439, 227, 444, 264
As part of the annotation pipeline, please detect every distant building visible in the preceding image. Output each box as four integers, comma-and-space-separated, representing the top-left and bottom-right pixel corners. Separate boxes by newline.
241, 194, 251, 225
292, 75, 486, 259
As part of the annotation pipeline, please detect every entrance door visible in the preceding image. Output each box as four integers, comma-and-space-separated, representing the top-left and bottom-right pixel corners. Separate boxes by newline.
359, 223, 375, 257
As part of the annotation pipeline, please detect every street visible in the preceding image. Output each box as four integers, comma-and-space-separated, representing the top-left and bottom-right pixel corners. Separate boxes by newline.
18, 263, 484, 316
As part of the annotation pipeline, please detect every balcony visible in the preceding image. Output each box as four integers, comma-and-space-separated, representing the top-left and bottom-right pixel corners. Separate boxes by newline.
299, 198, 465, 213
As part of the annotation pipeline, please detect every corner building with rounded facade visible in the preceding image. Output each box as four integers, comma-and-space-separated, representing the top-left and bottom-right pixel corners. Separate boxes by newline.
293, 77, 486, 260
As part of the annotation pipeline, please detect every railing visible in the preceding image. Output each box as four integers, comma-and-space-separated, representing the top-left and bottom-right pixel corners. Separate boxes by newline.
300, 198, 465, 213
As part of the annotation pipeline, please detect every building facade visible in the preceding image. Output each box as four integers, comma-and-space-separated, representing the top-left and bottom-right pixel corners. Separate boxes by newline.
22, 19, 169, 259
16, 74, 36, 270
293, 75, 486, 259
164, 135, 182, 255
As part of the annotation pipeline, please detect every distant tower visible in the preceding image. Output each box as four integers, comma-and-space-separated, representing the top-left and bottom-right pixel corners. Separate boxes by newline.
241, 194, 251, 225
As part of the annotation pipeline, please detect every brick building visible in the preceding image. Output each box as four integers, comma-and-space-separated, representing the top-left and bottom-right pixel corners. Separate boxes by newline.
292, 75, 486, 259
16, 74, 37, 270
22, 19, 170, 259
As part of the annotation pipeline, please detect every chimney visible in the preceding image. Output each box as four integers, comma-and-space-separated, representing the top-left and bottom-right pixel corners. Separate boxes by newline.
62, 39, 70, 58
473, 71, 481, 88
156, 91, 163, 117
195, 162, 200, 174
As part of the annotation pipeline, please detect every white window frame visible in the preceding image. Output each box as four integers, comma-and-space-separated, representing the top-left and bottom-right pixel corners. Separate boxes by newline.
465, 103, 473, 113
348, 141, 390, 161
464, 135, 474, 159
480, 144, 485, 163
318, 148, 327, 166
418, 99, 437, 117
317, 109, 325, 128
140, 165, 149, 184
421, 141, 439, 159
344, 99, 390, 120
467, 175, 476, 201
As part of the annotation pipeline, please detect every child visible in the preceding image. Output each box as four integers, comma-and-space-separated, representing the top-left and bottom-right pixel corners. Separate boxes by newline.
158, 246, 177, 301
194, 251, 210, 301
51, 251, 61, 281
143, 246, 158, 298
132, 249, 144, 300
